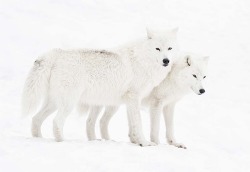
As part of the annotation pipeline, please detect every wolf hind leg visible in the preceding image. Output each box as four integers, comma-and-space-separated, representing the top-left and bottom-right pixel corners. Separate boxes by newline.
52, 80, 84, 141
32, 99, 56, 137
100, 106, 119, 140
53, 104, 75, 142
86, 106, 103, 140
53, 92, 81, 142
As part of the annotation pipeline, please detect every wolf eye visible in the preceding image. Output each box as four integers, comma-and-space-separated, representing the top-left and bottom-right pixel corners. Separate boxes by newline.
192, 74, 197, 78
168, 47, 172, 50
156, 48, 161, 51
203, 76, 206, 79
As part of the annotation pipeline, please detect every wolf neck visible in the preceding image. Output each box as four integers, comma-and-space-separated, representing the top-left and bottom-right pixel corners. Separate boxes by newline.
168, 62, 187, 89
153, 59, 190, 102
115, 38, 170, 97
116, 39, 148, 58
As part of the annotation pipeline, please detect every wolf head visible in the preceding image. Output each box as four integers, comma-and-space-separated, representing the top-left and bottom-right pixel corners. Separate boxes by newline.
145, 28, 179, 67
177, 53, 209, 95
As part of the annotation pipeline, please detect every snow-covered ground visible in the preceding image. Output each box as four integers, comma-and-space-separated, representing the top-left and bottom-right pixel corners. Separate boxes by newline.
1, 0, 250, 171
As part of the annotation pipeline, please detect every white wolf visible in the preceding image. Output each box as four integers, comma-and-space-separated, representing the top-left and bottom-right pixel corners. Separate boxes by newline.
84, 52, 209, 148
22, 28, 179, 146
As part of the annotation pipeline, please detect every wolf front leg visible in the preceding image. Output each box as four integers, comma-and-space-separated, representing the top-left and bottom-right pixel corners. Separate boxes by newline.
126, 95, 156, 146
150, 102, 163, 144
163, 103, 186, 149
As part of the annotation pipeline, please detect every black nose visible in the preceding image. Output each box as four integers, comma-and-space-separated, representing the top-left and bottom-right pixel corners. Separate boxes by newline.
199, 89, 205, 94
163, 58, 170, 66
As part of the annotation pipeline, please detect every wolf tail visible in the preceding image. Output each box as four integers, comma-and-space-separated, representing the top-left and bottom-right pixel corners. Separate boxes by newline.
21, 57, 53, 117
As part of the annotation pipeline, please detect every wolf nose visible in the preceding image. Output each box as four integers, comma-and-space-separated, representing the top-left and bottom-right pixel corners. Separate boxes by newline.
163, 58, 170, 66
199, 89, 205, 94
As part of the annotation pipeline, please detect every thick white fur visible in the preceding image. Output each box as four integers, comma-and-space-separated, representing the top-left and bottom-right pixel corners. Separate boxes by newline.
85, 52, 209, 148
22, 28, 179, 146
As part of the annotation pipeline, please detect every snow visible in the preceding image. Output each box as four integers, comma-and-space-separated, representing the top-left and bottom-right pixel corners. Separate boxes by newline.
1, 0, 250, 171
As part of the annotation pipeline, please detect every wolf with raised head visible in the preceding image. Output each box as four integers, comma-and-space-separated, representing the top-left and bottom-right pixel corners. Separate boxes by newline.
22, 28, 179, 146
85, 52, 209, 148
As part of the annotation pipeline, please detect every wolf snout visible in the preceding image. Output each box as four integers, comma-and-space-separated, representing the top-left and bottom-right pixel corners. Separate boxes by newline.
163, 58, 170, 67
199, 89, 205, 94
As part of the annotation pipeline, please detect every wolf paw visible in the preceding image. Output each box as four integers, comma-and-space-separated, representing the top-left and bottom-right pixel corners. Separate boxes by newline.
53, 122, 64, 142
31, 124, 42, 137
138, 141, 157, 147
150, 138, 160, 145
101, 135, 110, 140
129, 133, 137, 144
168, 140, 187, 149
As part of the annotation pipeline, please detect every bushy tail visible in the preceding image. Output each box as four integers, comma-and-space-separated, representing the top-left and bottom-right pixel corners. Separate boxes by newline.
21, 58, 52, 117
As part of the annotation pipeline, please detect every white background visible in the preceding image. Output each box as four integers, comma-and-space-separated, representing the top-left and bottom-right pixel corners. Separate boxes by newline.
0, 0, 250, 171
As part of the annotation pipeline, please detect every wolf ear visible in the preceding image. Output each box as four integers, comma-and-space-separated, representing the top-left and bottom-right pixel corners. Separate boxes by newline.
203, 56, 209, 62
185, 55, 192, 66
202, 56, 209, 66
146, 28, 155, 39
171, 27, 179, 34
167, 27, 178, 38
